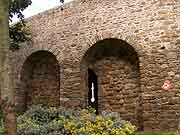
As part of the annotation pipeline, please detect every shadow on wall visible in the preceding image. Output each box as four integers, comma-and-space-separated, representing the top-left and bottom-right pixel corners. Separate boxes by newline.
80, 38, 143, 130
17, 50, 60, 112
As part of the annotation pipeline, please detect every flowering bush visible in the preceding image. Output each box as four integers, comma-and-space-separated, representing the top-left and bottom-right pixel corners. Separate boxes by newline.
0, 105, 136, 135
17, 104, 136, 135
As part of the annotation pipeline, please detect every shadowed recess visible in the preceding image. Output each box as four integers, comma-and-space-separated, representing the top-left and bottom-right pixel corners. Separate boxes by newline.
81, 38, 143, 130
17, 50, 60, 112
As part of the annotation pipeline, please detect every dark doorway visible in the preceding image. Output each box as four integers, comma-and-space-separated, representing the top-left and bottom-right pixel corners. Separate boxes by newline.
88, 68, 98, 114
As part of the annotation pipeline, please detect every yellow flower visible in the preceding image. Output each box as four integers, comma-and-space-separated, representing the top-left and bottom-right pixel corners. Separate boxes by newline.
105, 119, 113, 127
102, 132, 109, 135
96, 115, 103, 122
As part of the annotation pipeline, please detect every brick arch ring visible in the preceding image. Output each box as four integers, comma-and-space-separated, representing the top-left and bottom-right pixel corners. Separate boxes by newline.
80, 31, 144, 115
80, 31, 144, 88
84, 32, 143, 58
82, 31, 144, 77
81, 31, 144, 74
17, 44, 62, 81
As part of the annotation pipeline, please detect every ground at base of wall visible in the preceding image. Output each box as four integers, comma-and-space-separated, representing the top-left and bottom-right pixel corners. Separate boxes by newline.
138, 132, 177, 135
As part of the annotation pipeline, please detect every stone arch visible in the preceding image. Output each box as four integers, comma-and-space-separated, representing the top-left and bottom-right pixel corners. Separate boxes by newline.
81, 38, 143, 129
20, 44, 62, 69
17, 50, 60, 112
85, 32, 143, 57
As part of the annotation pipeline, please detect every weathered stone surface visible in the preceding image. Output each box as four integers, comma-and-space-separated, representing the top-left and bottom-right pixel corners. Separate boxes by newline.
16, 51, 60, 112
8, 0, 180, 132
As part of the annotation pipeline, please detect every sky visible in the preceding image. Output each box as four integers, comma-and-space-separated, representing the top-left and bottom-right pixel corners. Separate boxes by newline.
13, 0, 73, 22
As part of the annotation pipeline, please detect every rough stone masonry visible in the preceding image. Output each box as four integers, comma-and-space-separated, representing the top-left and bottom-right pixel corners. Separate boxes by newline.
8, 0, 180, 131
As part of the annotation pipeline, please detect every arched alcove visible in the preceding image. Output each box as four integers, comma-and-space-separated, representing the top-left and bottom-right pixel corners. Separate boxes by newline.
81, 38, 142, 129
17, 50, 60, 112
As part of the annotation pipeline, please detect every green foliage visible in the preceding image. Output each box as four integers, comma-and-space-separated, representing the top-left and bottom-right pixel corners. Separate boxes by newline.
177, 124, 180, 135
9, 20, 31, 50
0, 106, 3, 126
139, 132, 176, 135
16, 104, 136, 135
9, 0, 32, 21
60, 0, 64, 4
9, 0, 32, 50
8, 0, 65, 50
0, 127, 5, 135
0, 107, 4, 135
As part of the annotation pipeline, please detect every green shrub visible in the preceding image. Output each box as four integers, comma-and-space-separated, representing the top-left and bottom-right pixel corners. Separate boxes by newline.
0, 107, 4, 135
140, 132, 176, 135
17, 104, 136, 135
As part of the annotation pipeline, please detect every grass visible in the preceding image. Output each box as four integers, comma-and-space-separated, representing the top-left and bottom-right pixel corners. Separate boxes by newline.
139, 132, 177, 135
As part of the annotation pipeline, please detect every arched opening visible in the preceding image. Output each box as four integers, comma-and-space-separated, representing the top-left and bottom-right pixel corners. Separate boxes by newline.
88, 68, 98, 114
17, 50, 60, 112
81, 38, 143, 129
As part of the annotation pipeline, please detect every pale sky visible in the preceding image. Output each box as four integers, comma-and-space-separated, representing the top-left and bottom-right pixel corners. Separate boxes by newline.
13, 0, 73, 22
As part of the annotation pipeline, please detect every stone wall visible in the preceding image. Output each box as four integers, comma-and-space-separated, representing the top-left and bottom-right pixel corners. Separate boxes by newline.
81, 39, 142, 128
16, 51, 60, 112
94, 57, 141, 126
9, 0, 180, 131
